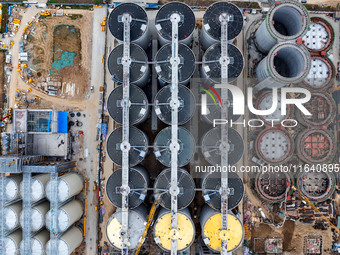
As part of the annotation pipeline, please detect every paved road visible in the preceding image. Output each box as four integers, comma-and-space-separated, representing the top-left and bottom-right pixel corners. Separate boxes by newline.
83, 5, 108, 255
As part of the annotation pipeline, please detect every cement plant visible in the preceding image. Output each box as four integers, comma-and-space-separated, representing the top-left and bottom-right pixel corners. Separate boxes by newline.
0, 0, 340, 254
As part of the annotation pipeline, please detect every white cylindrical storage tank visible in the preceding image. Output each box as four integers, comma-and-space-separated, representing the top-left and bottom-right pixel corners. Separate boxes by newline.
256, 42, 311, 87
155, 43, 195, 86
4, 201, 22, 231
20, 201, 49, 232
200, 2, 243, 50
4, 175, 22, 202
155, 2, 195, 46
153, 208, 195, 252
46, 226, 83, 255
106, 204, 147, 250
200, 205, 243, 253
45, 200, 83, 232
108, 44, 150, 88
4, 229, 22, 255
108, 3, 151, 49
254, 0, 309, 53
19, 229, 49, 255
20, 173, 50, 203
46, 173, 83, 203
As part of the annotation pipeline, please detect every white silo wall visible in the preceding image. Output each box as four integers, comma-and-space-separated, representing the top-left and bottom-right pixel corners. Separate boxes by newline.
46, 173, 83, 203
45, 200, 83, 232
45, 227, 83, 255
20, 201, 49, 232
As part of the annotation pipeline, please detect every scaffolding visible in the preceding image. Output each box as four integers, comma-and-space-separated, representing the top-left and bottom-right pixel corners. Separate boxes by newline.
0, 156, 76, 254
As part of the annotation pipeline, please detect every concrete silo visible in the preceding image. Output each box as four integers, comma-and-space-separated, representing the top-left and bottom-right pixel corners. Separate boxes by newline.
45, 226, 83, 255
20, 173, 50, 203
4, 229, 22, 255
4, 175, 22, 202
46, 172, 83, 203
45, 200, 83, 232
20, 201, 49, 232
4, 201, 22, 231
19, 229, 49, 255
254, 0, 309, 53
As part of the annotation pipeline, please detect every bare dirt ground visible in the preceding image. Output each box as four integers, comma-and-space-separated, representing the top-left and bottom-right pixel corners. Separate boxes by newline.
0, 51, 4, 111
307, 0, 340, 7
24, 13, 92, 101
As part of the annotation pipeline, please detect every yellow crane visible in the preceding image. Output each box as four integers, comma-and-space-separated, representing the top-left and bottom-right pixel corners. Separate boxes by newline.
135, 193, 163, 255
292, 186, 340, 234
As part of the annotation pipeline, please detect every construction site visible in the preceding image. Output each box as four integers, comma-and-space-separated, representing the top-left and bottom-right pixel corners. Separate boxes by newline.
0, 0, 340, 255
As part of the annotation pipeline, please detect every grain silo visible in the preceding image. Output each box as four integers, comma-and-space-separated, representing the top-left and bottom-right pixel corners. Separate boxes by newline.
297, 171, 336, 202
46, 172, 83, 203
45, 226, 83, 255
254, 0, 309, 53
106, 127, 149, 167
201, 172, 244, 210
19, 229, 49, 255
256, 171, 293, 203
302, 17, 334, 54
255, 128, 294, 165
200, 2, 243, 50
4, 175, 22, 202
155, 2, 195, 45
106, 205, 147, 250
4, 229, 22, 255
154, 168, 195, 210
256, 42, 311, 87
296, 92, 336, 127
108, 3, 150, 49
296, 129, 336, 164
201, 43, 244, 84
45, 200, 83, 232
153, 208, 195, 252
107, 84, 149, 125
201, 127, 244, 166
302, 56, 335, 91
154, 84, 196, 125
255, 90, 293, 126
200, 205, 243, 253
4, 201, 22, 231
108, 44, 150, 88
20, 201, 49, 232
155, 43, 195, 86
20, 173, 50, 203
106, 166, 149, 209
154, 127, 195, 167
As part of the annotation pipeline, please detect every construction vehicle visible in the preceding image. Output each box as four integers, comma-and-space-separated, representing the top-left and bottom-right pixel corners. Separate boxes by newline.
135, 193, 163, 255
292, 186, 340, 234
40, 10, 51, 16
100, 17, 106, 32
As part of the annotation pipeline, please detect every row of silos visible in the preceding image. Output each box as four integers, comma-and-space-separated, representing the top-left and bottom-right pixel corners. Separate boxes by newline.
255, 171, 336, 203
105, 1, 246, 253
2, 172, 84, 255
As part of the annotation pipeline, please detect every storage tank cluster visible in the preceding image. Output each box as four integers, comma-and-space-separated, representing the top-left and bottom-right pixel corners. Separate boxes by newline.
255, 0, 311, 88
255, 171, 336, 204
2, 172, 84, 255
106, 1, 247, 253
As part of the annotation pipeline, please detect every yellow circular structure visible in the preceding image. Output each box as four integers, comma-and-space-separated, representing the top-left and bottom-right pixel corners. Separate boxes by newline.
154, 210, 195, 251
202, 213, 243, 252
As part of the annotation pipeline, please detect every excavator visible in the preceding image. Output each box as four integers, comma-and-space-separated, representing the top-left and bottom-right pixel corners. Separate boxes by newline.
291, 186, 340, 235
135, 193, 163, 255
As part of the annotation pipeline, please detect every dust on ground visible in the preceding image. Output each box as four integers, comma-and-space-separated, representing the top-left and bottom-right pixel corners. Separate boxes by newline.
24, 13, 92, 100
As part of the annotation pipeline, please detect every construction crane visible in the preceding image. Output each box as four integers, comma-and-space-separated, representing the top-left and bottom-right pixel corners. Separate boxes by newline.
135, 193, 163, 255
291, 186, 340, 234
